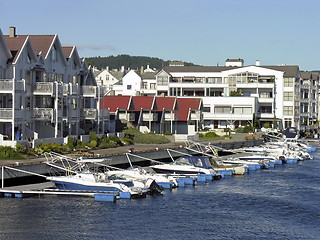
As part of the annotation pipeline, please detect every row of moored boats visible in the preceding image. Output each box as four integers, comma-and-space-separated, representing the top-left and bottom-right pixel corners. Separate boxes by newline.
43, 138, 317, 200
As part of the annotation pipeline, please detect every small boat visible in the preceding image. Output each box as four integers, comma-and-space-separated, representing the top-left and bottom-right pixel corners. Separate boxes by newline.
150, 156, 220, 177
106, 167, 178, 190
46, 173, 147, 196
45, 152, 151, 197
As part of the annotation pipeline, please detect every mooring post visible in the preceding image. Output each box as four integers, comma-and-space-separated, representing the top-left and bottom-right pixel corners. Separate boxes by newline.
1, 166, 4, 188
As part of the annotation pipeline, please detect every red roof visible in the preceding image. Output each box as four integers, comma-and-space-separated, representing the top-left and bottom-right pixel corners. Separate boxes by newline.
101, 95, 131, 113
155, 97, 176, 111
175, 98, 201, 121
131, 96, 155, 111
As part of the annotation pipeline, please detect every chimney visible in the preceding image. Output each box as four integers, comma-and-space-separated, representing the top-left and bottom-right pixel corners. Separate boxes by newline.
256, 60, 260, 66
9, 26, 16, 37
121, 66, 125, 72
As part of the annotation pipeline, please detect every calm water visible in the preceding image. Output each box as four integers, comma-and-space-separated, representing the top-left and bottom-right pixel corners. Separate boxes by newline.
1, 149, 320, 240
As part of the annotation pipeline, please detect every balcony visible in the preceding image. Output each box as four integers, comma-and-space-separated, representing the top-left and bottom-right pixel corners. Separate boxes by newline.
82, 86, 97, 97
236, 82, 274, 89
203, 112, 252, 121
82, 108, 97, 120
0, 108, 12, 120
164, 112, 177, 121
142, 112, 158, 121
256, 112, 274, 119
33, 108, 54, 120
258, 98, 274, 103
190, 112, 201, 120
118, 112, 135, 121
33, 82, 54, 95
0, 109, 24, 121
0, 79, 25, 93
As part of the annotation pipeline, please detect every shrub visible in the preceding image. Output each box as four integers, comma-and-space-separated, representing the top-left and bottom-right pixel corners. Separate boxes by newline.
121, 138, 133, 145
0, 146, 26, 160
124, 127, 170, 144
199, 131, 225, 140
109, 136, 123, 146
88, 140, 98, 149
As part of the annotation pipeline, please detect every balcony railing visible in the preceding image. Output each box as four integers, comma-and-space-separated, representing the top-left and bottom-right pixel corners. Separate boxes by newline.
190, 112, 201, 120
142, 112, 158, 121
33, 82, 54, 95
0, 79, 25, 92
33, 108, 53, 120
119, 112, 135, 121
82, 86, 97, 97
164, 112, 177, 121
0, 108, 12, 119
82, 108, 97, 120
0, 109, 24, 120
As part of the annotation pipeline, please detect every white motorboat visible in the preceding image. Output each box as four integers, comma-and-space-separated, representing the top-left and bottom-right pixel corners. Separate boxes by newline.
150, 156, 219, 177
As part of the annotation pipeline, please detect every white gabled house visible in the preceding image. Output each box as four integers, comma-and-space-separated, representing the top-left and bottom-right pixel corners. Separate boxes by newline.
0, 26, 108, 147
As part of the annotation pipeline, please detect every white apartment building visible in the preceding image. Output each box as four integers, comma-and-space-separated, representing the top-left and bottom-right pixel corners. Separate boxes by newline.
155, 60, 318, 131
0, 27, 108, 147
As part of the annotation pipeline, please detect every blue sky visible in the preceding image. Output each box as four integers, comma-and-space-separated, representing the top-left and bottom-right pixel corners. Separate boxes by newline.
1, 0, 319, 70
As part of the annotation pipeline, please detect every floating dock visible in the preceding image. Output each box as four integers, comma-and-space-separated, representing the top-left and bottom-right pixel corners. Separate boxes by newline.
0, 182, 129, 201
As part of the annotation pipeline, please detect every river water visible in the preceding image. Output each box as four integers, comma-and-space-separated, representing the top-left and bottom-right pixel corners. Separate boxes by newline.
0, 148, 320, 240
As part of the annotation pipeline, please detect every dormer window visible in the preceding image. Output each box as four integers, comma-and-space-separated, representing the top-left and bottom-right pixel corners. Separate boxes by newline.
51, 46, 57, 61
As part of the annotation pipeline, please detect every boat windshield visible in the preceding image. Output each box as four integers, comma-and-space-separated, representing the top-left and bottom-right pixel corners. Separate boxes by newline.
171, 158, 192, 166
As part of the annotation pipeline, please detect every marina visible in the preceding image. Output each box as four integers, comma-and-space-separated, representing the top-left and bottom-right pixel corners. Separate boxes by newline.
0, 136, 317, 203
0, 142, 319, 239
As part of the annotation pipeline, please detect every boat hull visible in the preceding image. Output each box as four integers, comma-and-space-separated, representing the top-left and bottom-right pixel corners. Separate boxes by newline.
52, 180, 123, 193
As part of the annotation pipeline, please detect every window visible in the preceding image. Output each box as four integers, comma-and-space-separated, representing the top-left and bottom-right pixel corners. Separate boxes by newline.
72, 98, 77, 110
72, 76, 77, 84
142, 82, 148, 89
283, 106, 293, 115
284, 78, 294, 87
51, 46, 57, 61
207, 77, 222, 84
214, 106, 231, 114
127, 85, 132, 90
150, 83, 156, 90
260, 92, 272, 98
157, 76, 168, 86
234, 107, 252, 114
51, 73, 56, 82
58, 74, 63, 83
203, 105, 211, 112
26, 54, 31, 64
283, 92, 293, 101
260, 106, 272, 113
43, 72, 47, 82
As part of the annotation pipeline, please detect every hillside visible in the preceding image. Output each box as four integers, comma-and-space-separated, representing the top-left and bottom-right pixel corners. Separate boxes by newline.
85, 54, 197, 70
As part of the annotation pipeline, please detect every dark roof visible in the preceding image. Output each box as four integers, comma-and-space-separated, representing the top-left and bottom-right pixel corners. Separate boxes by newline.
5, 35, 56, 58
263, 65, 300, 77
300, 71, 319, 80
62, 46, 73, 59
139, 71, 156, 80
3, 35, 28, 63
163, 65, 300, 78
163, 66, 238, 73
226, 58, 244, 62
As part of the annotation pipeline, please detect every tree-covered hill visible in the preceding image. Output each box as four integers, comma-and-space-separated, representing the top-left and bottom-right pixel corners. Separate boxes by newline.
85, 54, 197, 70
